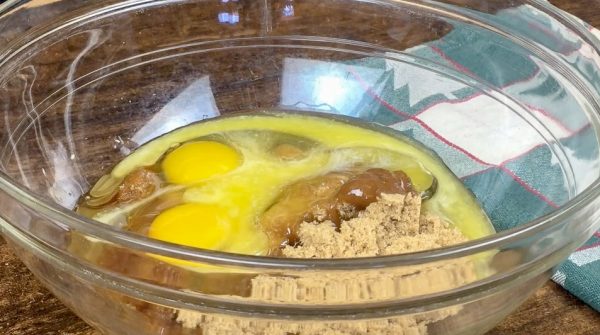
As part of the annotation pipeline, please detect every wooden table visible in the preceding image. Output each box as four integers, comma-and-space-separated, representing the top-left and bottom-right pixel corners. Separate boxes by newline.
2, 0, 600, 334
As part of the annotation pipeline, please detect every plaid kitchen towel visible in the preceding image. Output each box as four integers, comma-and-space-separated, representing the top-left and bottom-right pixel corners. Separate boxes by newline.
280, 4, 600, 310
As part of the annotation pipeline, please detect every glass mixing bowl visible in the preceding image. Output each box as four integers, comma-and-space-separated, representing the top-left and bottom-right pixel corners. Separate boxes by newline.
1, 1, 600, 334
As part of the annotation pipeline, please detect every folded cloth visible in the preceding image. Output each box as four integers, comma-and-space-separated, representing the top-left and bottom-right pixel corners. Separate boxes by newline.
281, 3, 600, 311
545, 6, 600, 312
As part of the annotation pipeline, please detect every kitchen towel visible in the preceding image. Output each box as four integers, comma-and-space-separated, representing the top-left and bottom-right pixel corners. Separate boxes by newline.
283, 3, 600, 311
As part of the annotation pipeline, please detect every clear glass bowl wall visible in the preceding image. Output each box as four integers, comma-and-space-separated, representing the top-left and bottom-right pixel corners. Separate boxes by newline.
1, 1, 600, 334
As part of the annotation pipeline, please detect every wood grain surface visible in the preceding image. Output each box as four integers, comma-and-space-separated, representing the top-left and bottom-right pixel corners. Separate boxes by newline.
1, 0, 600, 334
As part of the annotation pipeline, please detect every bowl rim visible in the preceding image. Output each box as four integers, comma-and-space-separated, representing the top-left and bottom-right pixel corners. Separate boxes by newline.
1, 0, 600, 271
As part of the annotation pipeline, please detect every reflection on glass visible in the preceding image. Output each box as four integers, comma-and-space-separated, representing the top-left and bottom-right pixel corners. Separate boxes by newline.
131, 76, 220, 146
280, 58, 386, 117
218, 11, 240, 24
218, 0, 241, 25
282, 1, 294, 17
314, 76, 350, 109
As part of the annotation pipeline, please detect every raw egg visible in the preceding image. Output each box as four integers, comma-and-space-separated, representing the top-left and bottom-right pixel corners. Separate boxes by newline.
148, 203, 230, 250
162, 141, 241, 184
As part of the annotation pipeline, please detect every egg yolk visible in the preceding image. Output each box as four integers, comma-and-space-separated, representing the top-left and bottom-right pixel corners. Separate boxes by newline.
162, 141, 241, 184
148, 203, 230, 250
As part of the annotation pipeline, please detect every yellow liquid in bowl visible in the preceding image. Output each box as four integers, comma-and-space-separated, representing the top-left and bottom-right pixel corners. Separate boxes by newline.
78, 112, 494, 258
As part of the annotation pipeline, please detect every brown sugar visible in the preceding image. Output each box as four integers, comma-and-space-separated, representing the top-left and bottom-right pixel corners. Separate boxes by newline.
116, 168, 160, 203
176, 193, 480, 334
260, 169, 418, 251
283, 193, 466, 258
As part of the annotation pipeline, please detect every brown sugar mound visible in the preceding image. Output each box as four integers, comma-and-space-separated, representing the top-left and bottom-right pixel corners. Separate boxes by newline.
177, 193, 480, 335
260, 169, 417, 251
283, 193, 466, 258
